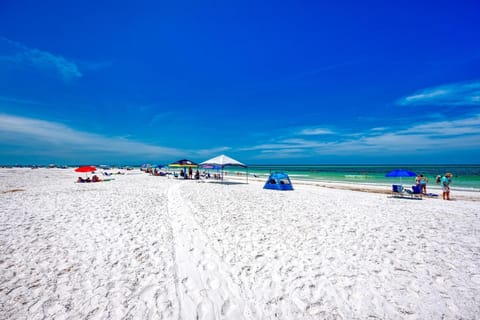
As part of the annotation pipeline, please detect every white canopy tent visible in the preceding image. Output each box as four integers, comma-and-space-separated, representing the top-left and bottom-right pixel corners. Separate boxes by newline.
200, 154, 248, 183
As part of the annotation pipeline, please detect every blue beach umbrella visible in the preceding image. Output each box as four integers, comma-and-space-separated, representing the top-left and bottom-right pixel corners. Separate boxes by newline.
385, 169, 417, 184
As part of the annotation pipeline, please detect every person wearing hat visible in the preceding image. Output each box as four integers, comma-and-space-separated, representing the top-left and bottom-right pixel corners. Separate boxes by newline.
441, 173, 453, 200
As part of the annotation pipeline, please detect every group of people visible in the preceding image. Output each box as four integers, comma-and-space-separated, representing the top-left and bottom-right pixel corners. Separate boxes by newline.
174, 169, 224, 180
415, 173, 453, 200
415, 174, 429, 193
179, 168, 201, 179
77, 175, 102, 183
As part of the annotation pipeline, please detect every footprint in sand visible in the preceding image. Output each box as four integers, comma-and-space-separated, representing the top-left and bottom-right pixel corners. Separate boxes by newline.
306, 302, 323, 316
196, 290, 215, 320
434, 275, 444, 284
471, 274, 480, 285
221, 299, 241, 317
202, 261, 217, 272
181, 277, 195, 292
139, 284, 156, 300
206, 277, 220, 290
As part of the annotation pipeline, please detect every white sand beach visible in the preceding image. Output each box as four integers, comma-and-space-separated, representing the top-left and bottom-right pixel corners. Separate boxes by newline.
1, 168, 479, 319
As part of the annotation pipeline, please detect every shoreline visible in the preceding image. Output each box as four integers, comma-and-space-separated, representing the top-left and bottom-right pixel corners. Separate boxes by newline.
1, 167, 479, 201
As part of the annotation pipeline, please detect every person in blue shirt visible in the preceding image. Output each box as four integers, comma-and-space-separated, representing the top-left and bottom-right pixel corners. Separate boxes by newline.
419, 174, 428, 193
441, 173, 453, 200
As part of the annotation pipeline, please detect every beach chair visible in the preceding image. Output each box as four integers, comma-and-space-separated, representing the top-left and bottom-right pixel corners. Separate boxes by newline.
405, 185, 423, 199
391, 184, 405, 197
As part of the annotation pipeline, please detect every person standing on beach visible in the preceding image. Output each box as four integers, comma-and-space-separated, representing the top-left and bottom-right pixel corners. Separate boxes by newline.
441, 173, 453, 200
415, 175, 421, 186
419, 174, 428, 193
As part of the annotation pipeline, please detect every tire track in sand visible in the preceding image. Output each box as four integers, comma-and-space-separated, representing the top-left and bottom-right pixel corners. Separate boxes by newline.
167, 183, 252, 320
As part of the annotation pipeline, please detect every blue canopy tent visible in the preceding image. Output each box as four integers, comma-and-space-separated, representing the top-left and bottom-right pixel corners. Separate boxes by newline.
264, 172, 294, 190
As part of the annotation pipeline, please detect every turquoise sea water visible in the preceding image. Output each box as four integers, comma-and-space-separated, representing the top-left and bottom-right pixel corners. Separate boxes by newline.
227, 164, 480, 192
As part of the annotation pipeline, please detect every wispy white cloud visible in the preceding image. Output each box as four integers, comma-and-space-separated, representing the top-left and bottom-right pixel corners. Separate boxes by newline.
298, 127, 335, 135
254, 148, 313, 160
195, 146, 231, 157
0, 37, 82, 81
0, 114, 184, 159
240, 138, 327, 154
370, 127, 388, 132
401, 115, 480, 136
397, 81, 480, 106
242, 114, 480, 159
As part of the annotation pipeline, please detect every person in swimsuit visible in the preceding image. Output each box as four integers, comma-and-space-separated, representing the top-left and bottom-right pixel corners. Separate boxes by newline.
419, 174, 428, 193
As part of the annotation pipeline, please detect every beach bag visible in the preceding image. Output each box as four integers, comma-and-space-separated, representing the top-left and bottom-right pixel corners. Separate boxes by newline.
435, 175, 442, 184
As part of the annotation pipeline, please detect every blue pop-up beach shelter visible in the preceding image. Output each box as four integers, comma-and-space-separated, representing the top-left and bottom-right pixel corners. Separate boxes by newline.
263, 172, 294, 190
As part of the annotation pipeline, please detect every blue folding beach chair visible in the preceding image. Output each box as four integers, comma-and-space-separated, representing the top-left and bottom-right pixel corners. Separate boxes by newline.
406, 184, 423, 199
391, 184, 405, 197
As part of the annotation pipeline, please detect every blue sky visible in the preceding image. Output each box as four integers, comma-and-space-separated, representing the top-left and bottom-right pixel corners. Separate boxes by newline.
1, 0, 479, 165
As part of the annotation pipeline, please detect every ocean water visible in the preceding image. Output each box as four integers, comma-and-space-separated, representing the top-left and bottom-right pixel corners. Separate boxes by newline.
228, 164, 480, 192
